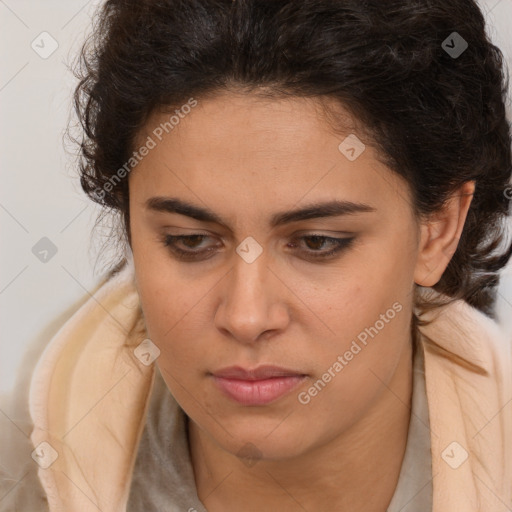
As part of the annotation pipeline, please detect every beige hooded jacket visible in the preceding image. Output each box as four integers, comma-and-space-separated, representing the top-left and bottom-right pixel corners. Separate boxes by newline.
1, 258, 511, 511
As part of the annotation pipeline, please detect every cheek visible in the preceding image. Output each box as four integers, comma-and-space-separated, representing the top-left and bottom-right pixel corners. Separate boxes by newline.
313, 284, 408, 376
306, 254, 408, 344
131, 253, 214, 383
135, 274, 202, 353
300, 302, 410, 439
130, 225, 193, 333
136, 275, 208, 410
307, 261, 411, 391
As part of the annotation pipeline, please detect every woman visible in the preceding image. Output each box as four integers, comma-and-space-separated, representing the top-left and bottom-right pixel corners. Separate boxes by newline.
2, 0, 512, 510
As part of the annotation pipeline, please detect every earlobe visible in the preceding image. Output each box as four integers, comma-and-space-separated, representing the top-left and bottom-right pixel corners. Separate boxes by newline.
414, 181, 475, 287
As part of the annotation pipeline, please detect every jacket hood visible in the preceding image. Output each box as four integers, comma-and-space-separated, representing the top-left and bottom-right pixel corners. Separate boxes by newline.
29, 259, 153, 511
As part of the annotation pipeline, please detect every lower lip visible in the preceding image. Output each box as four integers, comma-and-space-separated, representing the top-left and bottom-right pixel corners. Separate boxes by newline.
211, 375, 307, 405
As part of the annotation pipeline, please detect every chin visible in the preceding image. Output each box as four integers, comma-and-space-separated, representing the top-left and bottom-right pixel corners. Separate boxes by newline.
215, 426, 311, 463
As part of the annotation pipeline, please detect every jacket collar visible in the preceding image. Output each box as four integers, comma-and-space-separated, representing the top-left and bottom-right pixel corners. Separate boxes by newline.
414, 286, 507, 376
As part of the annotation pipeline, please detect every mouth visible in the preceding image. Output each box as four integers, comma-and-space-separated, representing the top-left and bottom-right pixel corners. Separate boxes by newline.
210, 365, 308, 406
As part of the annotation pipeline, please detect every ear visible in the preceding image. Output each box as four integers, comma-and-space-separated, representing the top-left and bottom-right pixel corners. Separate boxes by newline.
414, 180, 475, 287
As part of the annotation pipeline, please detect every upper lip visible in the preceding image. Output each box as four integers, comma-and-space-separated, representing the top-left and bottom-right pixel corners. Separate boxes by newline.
212, 365, 306, 380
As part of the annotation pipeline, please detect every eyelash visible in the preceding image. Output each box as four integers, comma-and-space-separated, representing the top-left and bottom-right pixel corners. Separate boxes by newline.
160, 233, 355, 261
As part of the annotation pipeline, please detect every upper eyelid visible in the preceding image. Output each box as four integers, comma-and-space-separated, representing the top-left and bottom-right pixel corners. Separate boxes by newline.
161, 230, 354, 240
163, 233, 354, 249
165, 233, 352, 244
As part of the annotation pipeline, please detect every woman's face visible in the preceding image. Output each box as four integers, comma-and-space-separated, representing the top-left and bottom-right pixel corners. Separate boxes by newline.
128, 91, 422, 461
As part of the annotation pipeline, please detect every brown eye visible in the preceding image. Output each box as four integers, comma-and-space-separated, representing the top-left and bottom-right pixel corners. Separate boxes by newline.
289, 235, 355, 260
161, 233, 355, 262
162, 234, 218, 261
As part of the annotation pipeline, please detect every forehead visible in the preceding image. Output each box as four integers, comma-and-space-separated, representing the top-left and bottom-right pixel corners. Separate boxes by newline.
130, 92, 412, 223
138, 91, 361, 154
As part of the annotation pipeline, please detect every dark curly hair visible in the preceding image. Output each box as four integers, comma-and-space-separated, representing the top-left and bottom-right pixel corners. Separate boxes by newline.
67, 0, 512, 327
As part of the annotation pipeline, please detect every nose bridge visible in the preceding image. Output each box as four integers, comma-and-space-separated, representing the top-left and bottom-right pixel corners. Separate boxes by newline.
229, 250, 270, 313
215, 248, 287, 342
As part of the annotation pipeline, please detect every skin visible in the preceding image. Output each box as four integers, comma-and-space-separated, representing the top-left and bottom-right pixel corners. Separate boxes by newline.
128, 90, 474, 511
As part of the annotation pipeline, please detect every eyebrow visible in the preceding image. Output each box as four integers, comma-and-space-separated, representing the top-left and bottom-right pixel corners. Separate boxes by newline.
145, 196, 376, 229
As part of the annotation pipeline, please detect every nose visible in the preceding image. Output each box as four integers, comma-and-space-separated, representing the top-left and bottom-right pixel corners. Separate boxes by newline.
214, 251, 290, 344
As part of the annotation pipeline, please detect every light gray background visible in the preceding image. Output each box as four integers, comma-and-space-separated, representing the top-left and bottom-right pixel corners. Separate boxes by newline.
1, 0, 512, 394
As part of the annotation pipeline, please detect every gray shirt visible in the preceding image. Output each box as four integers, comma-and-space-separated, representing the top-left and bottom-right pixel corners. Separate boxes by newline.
127, 345, 433, 511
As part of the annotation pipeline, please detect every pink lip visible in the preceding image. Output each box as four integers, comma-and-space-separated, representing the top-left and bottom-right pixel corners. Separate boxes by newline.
211, 365, 307, 405
212, 364, 305, 380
